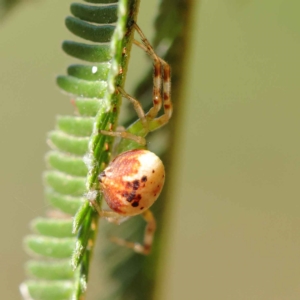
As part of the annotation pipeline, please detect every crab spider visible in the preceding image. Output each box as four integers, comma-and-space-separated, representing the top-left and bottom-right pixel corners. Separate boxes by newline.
90, 22, 172, 255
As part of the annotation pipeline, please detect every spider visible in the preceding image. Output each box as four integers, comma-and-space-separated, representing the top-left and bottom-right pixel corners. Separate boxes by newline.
90, 22, 172, 255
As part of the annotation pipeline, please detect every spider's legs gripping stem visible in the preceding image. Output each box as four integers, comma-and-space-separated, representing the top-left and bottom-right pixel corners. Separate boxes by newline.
99, 86, 149, 146
99, 129, 146, 146
103, 22, 172, 145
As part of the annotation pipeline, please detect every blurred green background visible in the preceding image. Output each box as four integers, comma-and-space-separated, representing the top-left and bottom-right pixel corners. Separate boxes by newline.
1, 0, 300, 299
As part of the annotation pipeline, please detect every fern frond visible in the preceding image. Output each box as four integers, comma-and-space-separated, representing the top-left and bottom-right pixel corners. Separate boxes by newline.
21, 0, 141, 299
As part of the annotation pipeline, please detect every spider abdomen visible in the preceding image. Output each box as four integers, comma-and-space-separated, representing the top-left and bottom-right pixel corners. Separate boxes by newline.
98, 149, 165, 216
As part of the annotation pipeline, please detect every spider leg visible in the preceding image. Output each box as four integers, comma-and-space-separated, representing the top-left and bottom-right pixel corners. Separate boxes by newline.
98, 85, 148, 146
110, 209, 156, 255
149, 62, 172, 130
104, 23, 172, 146
100, 129, 146, 146
91, 196, 156, 254
117, 86, 148, 131
133, 23, 173, 131
133, 25, 163, 119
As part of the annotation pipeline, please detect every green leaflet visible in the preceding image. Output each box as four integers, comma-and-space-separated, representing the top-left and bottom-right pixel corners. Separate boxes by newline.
20, 281, 74, 300
75, 98, 102, 116
67, 64, 110, 81
44, 170, 86, 196
65, 17, 115, 43
62, 41, 112, 62
31, 218, 74, 238
25, 235, 76, 259
46, 151, 88, 177
56, 115, 94, 137
45, 191, 84, 215
70, 3, 118, 24
26, 260, 74, 280
56, 75, 107, 98
48, 131, 90, 156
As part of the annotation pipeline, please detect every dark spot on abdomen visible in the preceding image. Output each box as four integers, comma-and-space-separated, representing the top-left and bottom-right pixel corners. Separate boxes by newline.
133, 180, 140, 190
126, 181, 133, 188
126, 191, 136, 202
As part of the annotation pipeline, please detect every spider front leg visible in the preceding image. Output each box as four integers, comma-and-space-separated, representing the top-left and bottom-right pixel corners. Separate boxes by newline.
102, 22, 173, 145
133, 23, 173, 132
101, 23, 173, 145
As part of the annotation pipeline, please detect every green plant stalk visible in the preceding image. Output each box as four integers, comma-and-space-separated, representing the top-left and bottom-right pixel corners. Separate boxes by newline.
71, 0, 141, 298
